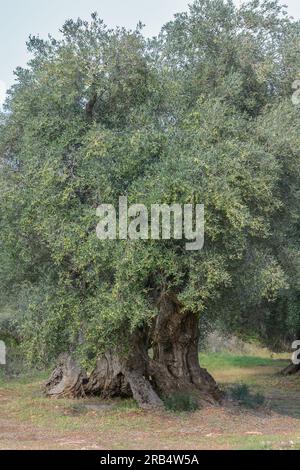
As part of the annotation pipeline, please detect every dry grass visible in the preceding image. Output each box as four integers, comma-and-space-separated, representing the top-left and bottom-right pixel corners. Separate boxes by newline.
0, 354, 300, 450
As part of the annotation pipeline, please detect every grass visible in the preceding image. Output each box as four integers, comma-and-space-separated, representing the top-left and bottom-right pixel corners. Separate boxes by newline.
1, 353, 300, 450
199, 352, 288, 370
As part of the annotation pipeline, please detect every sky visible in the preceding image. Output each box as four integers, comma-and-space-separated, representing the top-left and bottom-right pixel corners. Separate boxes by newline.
1, 0, 300, 105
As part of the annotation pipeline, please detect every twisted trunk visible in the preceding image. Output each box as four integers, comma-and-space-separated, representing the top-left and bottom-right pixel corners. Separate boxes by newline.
44, 353, 87, 399
45, 294, 221, 408
149, 293, 221, 404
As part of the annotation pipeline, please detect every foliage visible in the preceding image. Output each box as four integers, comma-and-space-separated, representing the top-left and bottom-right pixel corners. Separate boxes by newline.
0, 1, 299, 366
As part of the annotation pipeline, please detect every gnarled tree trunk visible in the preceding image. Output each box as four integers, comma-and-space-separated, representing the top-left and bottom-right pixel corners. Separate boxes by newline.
148, 293, 221, 404
45, 293, 222, 408
44, 353, 87, 399
85, 351, 131, 398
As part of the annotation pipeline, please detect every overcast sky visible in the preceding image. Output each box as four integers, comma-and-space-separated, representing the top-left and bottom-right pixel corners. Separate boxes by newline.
1, 0, 300, 105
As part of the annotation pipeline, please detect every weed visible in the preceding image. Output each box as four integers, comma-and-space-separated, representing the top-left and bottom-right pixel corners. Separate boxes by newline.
229, 384, 265, 409
163, 391, 199, 413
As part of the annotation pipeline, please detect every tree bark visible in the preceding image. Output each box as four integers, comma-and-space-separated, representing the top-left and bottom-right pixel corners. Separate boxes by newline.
85, 329, 164, 409
44, 293, 222, 408
44, 353, 87, 399
84, 351, 131, 398
148, 293, 222, 404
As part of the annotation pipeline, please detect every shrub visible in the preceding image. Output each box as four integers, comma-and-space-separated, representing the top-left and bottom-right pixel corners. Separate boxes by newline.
163, 391, 199, 413
229, 384, 265, 409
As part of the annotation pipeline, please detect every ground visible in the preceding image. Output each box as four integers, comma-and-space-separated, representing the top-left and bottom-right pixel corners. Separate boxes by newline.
1, 353, 300, 450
